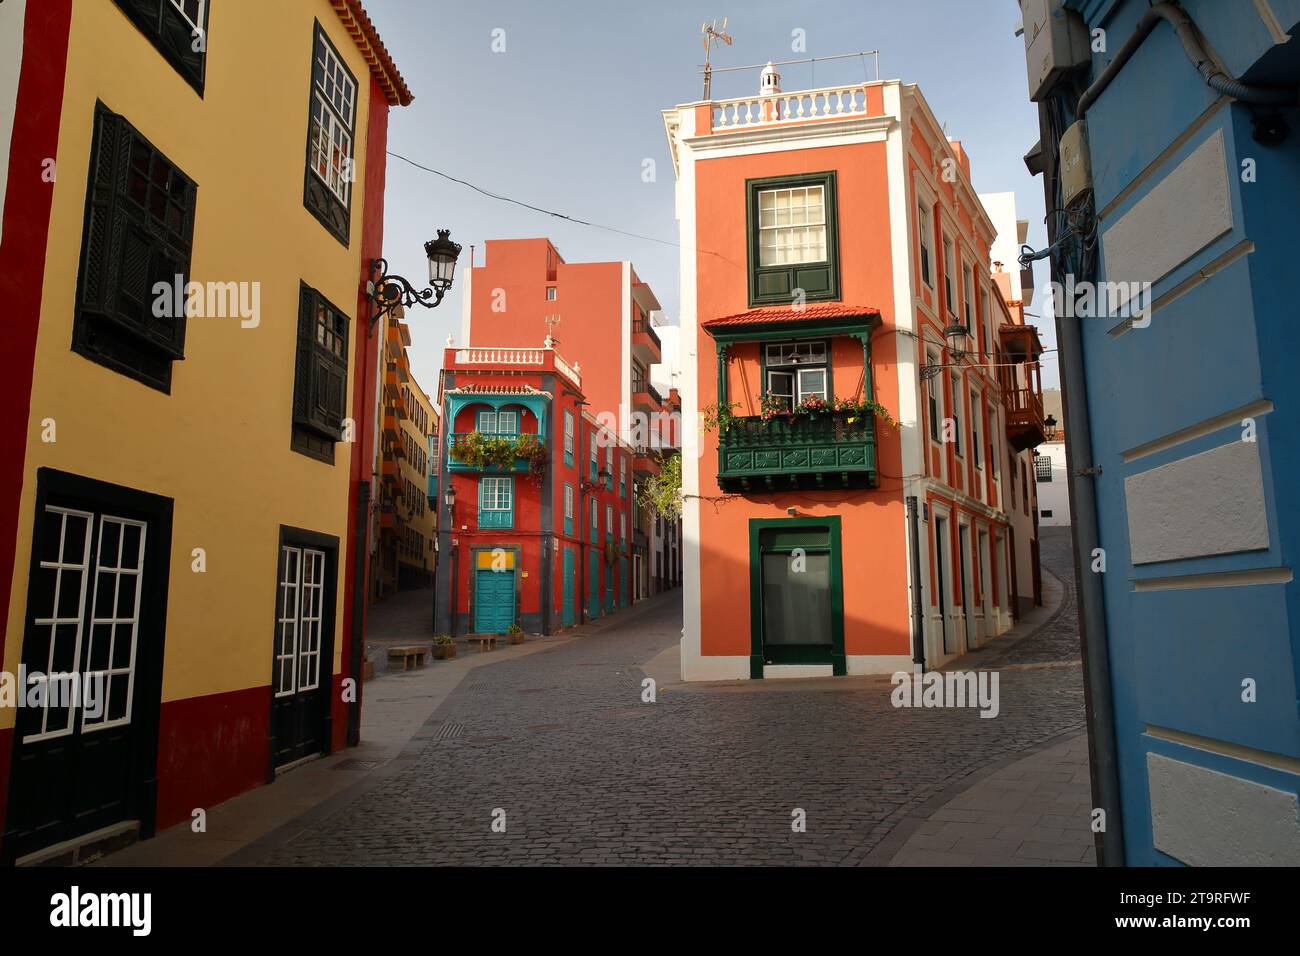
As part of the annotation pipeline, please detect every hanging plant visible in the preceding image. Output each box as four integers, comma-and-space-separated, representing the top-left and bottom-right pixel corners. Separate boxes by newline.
512, 433, 548, 481
701, 401, 740, 434
637, 452, 682, 519
833, 396, 899, 429
758, 392, 790, 423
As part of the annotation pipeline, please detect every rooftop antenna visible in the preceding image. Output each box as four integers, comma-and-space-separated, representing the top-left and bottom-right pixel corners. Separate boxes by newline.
544, 313, 561, 347
701, 17, 732, 100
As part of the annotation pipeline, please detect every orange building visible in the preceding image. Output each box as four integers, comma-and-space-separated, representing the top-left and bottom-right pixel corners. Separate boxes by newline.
663, 65, 1046, 679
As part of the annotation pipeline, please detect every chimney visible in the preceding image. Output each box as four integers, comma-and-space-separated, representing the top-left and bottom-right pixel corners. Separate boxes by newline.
760, 61, 781, 96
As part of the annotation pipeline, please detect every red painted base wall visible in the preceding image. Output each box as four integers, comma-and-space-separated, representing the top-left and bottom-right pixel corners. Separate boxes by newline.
153, 686, 270, 831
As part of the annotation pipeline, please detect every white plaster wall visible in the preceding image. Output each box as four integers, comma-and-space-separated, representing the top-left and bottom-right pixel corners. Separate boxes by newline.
1037, 440, 1071, 526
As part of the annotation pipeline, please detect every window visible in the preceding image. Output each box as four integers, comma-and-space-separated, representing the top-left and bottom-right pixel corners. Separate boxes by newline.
943, 235, 956, 316
1022, 462, 1029, 512
990, 419, 999, 477
589, 432, 598, 482
479, 476, 513, 529
970, 390, 982, 468
304, 22, 357, 245
590, 498, 598, 534
758, 185, 826, 266
620, 512, 627, 541
1041, 509, 1054, 518
1035, 455, 1053, 482
619, 457, 627, 498
563, 411, 575, 465
981, 286, 992, 359
747, 172, 839, 306
963, 264, 975, 331
546, 287, 557, 301
632, 361, 648, 393
275, 546, 326, 698
765, 341, 828, 411
292, 283, 351, 463
605, 444, 613, 489
564, 484, 575, 535
72, 103, 197, 392
917, 201, 933, 288
950, 374, 963, 455
926, 353, 941, 442
478, 410, 517, 435
112, 0, 208, 93
605, 504, 613, 540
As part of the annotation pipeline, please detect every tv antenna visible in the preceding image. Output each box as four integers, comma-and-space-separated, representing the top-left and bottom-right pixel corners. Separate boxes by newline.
701, 18, 732, 100
544, 313, 561, 347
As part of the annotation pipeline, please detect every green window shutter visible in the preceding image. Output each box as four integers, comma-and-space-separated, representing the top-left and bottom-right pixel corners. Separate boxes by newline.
747, 171, 840, 308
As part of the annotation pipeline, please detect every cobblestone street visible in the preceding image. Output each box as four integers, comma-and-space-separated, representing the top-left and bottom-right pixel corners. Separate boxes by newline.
234, 530, 1088, 866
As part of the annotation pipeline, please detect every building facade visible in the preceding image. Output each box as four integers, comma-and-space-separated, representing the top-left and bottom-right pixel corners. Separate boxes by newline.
663, 67, 1046, 680
1034, 389, 1069, 527
433, 347, 635, 636
1022, 0, 1300, 865
373, 310, 438, 599
0, 0, 409, 863
460, 237, 682, 602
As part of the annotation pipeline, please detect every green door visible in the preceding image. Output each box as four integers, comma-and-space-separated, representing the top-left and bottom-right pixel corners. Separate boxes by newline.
619, 557, 629, 608
604, 559, 614, 614
588, 549, 600, 619
750, 518, 845, 677
562, 547, 576, 627
474, 565, 515, 634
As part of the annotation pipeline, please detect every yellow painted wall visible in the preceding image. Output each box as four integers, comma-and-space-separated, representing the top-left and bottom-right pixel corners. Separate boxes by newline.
2, 0, 378, 729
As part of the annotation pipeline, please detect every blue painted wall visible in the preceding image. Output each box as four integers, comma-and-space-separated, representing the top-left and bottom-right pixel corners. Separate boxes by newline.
1066, 0, 1300, 865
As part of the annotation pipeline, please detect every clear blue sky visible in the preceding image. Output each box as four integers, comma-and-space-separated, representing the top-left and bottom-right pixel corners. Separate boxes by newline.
364, 0, 1059, 393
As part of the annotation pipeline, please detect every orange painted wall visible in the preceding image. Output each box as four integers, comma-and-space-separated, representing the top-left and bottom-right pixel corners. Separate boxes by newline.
469, 239, 629, 426
693, 142, 911, 659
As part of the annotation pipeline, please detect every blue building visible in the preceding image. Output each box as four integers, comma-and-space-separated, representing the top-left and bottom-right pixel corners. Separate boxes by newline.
1021, 0, 1300, 865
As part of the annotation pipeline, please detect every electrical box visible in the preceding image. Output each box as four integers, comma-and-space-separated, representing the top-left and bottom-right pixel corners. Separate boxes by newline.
1020, 0, 1091, 101
1059, 120, 1092, 208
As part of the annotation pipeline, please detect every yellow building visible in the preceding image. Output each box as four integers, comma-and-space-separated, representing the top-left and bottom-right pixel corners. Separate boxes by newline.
374, 311, 439, 598
0, 0, 411, 864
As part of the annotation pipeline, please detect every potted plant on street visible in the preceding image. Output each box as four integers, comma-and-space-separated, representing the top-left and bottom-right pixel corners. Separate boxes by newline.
431, 634, 457, 660
506, 623, 525, 645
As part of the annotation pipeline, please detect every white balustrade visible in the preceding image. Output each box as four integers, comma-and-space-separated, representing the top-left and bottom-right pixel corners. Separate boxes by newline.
710, 84, 868, 130
452, 347, 581, 386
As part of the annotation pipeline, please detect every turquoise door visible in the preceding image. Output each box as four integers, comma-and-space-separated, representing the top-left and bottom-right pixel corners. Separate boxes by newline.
588, 549, 600, 619
562, 547, 576, 627
474, 566, 515, 633
619, 557, 629, 608
604, 561, 614, 614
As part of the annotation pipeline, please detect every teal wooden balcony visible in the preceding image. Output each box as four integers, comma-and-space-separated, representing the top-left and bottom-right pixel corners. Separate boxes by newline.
448, 432, 531, 474
717, 413, 877, 491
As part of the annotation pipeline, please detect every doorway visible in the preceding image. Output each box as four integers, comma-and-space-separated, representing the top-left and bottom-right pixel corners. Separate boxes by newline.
958, 523, 975, 652
934, 515, 954, 656
4, 470, 172, 864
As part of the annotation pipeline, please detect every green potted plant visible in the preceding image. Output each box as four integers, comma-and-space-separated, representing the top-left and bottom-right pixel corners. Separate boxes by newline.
431, 634, 457, 660
506, 623, 525, 645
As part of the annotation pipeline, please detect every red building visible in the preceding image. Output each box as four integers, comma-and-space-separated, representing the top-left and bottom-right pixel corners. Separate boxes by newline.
433, 347, 635, 635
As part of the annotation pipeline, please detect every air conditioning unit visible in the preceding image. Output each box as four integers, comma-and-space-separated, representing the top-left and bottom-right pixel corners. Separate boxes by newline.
1020, 0, 1091, 101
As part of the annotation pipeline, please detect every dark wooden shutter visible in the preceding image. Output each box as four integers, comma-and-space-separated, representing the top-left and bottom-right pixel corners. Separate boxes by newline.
293, 285, 350, 443
112, 0, 206, 94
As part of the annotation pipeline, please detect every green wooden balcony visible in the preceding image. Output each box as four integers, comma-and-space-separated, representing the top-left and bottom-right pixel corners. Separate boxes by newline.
717, 413, 877, 490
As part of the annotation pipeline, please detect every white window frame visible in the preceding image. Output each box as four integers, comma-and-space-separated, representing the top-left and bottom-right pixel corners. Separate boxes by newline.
963, 263, 975, 331
951, 373, 963, 457
275, 545, 326, 699
757, 184, 828, 267
564, 484, 574, 520
917, 199, 934, 289
926, 352, 941, 443
981, 285, 992, 360
620, 512, 627, 541
606, 504, 613, 535
942, 234, 956, 316
797, 368, 827, 403
309, 30, 357, 206
546, 287, 557, 301
170, 0, 205, 32
485, 476, 512, 511
970, 389, 982, 469
564, 411, 575, 457
82, 515, 148, 732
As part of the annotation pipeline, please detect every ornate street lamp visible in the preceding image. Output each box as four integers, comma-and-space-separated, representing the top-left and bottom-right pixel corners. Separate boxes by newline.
1044, 414, 1059, 441
443, 483, 456, 515
920, 321, 971, 381
366, 229, 462, 330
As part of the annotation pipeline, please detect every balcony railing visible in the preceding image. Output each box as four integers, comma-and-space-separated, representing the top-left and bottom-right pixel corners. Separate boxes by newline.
632, 319, 661, 352
717, 412, 877, 490
452, 347, 581, 386
1004, 386, 1046, 452
711, 83, 869, 130
447, 432, 532, 473
633, 382, 663, 407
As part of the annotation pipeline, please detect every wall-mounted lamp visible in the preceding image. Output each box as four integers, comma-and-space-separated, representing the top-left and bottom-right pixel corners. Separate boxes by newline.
366, 229, 462, 331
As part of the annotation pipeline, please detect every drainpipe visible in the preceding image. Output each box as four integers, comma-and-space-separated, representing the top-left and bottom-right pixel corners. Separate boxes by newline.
1031, 90, 1126, 864
906, 495, 926, 670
